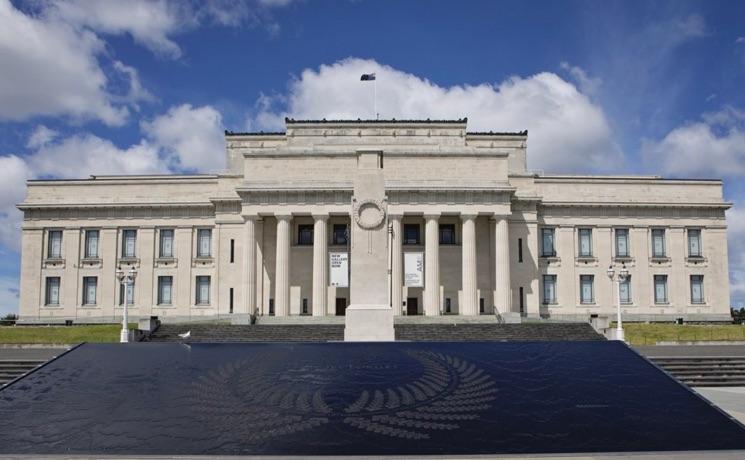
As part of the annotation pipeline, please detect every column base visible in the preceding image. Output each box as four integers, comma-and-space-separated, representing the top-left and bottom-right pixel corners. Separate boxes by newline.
344, 304, 394, 341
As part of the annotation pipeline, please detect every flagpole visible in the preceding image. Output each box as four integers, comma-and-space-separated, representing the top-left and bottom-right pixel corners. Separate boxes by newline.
374, 78, 377, 120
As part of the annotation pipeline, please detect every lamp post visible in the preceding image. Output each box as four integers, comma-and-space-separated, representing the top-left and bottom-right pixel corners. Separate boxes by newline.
606, 263, 629, 341
116, 267, 137, 343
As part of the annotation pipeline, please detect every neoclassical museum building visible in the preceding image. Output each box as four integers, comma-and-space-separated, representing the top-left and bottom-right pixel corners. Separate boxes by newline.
17, 119, 732, 323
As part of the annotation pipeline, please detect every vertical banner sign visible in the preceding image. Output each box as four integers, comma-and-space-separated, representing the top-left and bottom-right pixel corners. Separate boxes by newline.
329, 252, 349, 287
404, 252, 424, 287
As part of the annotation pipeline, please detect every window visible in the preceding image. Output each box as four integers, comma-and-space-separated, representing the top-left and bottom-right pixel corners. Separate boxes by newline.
479, 298, 485, 314
518, 238, 523, 263
82, 276, 97, 305
541, 228, 555, 257
197, 229, 212, 257
619, 276, 632, 305
269, 298, 275, 315
84, 230, 99, 258
688, 229, 702, 257
542, 275, 557, 304
445, 298, 451, 313
654, 275, 668, 304
332, 224, 348, 245
651, 229, 666, 258
578, 228, 592, 257
519, 287, 525, 314
230, 239, 235, 263
122, 229, 137, 258
580, 275, 594, 304
157, 276, 173, 305
691, 275, 704, 304
403, 224, 421, 245
119, 280, 135, 306
45, 277, 60, 306
48, 230, 62, 258
229, 288, 234, 313
196, 276, 210, 305
159, 229, 174, 258
302, 298, 308, 314
297, 224, 313, 246
615, 228, 629, 258
439, 224, 456, 245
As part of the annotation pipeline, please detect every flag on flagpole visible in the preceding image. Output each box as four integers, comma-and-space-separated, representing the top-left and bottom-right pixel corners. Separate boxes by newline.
360, 73, 376, 81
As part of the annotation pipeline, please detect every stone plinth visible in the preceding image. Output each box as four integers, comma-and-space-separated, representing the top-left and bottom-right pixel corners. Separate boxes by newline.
344, 304, 394, 341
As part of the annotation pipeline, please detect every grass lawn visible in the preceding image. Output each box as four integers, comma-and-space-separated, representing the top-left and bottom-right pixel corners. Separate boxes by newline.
0, 324, 136, 344
620, 323, 745, 346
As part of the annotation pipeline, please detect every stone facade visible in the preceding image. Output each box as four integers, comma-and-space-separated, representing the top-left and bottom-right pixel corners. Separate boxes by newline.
17, 119, 732, 323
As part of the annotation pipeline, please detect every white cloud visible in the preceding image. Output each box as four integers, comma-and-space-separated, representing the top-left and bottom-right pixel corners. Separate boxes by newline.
642, 106, 745, 178
0, 104, 225, 255
560, 62, 602, 96
736, 36, 745, 44
250, 58, 622, 173
26, 125, 59, 149
0, 0, 130, 125
142, 104, 226, 172
0, 155, 32, 251
0, 275, 20, 317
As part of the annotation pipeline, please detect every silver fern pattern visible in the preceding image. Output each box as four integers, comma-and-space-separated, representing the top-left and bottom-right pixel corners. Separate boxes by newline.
190, 350, 496, 441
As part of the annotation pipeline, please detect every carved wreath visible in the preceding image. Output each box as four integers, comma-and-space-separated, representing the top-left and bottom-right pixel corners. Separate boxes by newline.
189, 350, 497, 443
353, 198, 386, 229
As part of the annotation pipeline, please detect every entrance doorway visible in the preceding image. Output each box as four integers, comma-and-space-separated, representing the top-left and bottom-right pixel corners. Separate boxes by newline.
406, 297, 419, 316
335, 298, 347, 316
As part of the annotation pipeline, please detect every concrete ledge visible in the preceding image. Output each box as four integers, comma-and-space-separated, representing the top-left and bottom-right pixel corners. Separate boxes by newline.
344, 305, 394, 341
257, 315, 346, 325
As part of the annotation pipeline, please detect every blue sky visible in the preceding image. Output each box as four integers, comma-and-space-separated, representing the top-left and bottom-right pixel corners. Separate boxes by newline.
2, 0, 745, 314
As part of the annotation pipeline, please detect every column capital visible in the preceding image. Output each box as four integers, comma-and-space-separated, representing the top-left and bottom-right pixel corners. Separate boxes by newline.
311, 213, 329, 221
388, 213, 404, 220
490, 213, 511, 221
460, 213, 478, 221
275, 213, 293, 221
423, 213, 441, 220
243, 214, 262, 222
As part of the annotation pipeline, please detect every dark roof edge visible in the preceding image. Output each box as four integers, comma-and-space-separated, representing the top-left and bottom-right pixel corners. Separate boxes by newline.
467, 130, 528, 136
225, 130, 285, 136
285, 117, 468, 124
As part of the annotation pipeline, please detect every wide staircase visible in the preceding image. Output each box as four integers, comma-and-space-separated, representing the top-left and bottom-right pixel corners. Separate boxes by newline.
149, 322, 604, 343
0, 360, 46, 387
648, 356, 745, 387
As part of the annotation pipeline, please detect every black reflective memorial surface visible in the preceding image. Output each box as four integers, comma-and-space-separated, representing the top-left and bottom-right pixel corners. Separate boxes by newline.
0, 341, 744, 455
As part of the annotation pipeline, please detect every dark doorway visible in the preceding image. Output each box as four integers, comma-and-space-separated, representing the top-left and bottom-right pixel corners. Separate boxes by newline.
406, 297, 419, 316
335, 298, 347, 316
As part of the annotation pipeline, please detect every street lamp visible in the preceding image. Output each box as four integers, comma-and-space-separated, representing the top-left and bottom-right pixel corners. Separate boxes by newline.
606, 263, 629, 341
116, 267, 137, 343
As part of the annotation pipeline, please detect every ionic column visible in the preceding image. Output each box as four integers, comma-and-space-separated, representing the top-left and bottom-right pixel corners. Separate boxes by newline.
312, 214, 328, 316
493, 215, 511, 314
244, 216, 258, 315
274, 214, 292, 316
424, 214, 441, 315
461, 214, 478, 315
390, 214, 403, 314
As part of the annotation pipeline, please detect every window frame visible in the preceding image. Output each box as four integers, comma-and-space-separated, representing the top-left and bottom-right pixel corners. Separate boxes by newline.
541, 228, 556, 257
579, 274, 594, 304
196, 228, 212, 258
118, 279, 135, 306
84, 229, 99, 259
542, 274, 557, 305
578, 228, 593, 258
654, 274, 668, 304
121, 229, 137, 258
332, 224, 348, 246
45, 277, 60, 306
439, 223, 456, 245
403, 224, 421, 245
619, 275, 632, 305
297, 224, 314, 246
195, 275, 211, 305
157, 276, 173, 306
82, 276, 97, 306
615, 228, 630, 258
651, 228, 666, 258
690, 274, 705, 304
47, 230, 63, 259
687, 228, 703, 258
159, 228, 175, 258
